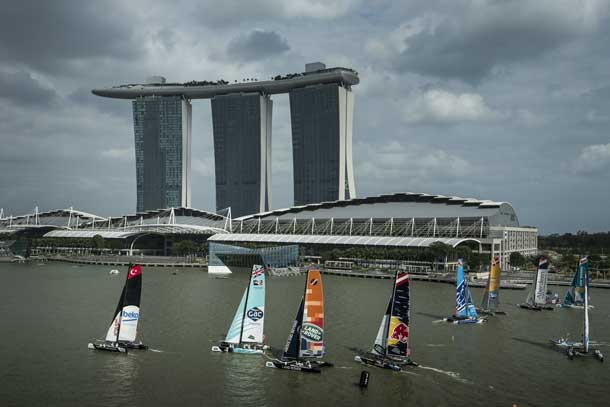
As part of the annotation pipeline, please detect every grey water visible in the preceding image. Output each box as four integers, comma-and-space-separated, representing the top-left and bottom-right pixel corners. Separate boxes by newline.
1, 262, 608, 407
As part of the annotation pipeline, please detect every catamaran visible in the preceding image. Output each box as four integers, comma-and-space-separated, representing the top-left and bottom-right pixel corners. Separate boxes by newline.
88, 264, 148, 353
354, 271, 418, 371
518, 256, 554, 311
561, 257, 594, 309
479, 256, 506, 315
212, 264, 268, 354
266, 269, 331, 373
551, 257, 603, 362
444, 259, 485, 324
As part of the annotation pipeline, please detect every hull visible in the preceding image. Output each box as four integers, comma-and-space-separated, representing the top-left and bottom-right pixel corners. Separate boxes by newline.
88, 341, 127, 353
444, 316, 485, 324
211, 343, 266, 354
265, 359, 321, 373
121, 341, 148, 350
518, 303, 553, 311
354, 354, 417, 371
550, 339, 604, 362
478, 309, 507, 316
559, 304, 594, 310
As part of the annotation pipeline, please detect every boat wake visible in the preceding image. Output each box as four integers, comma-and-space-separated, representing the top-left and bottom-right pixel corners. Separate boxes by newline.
432, 319, 446, 324
424, 344, 446, 347
148, 348, 164, 353
417, 365, 471, 384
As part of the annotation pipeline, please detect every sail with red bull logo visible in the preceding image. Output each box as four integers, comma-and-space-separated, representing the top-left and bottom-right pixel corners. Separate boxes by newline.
354, 270, 417, 371
88, 264, 147, 352
385, 271, 411, 358
481, 256, 501, 312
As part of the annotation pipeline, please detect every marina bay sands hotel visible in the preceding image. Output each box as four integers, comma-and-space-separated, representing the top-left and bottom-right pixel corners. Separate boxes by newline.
92, 63, 359, 217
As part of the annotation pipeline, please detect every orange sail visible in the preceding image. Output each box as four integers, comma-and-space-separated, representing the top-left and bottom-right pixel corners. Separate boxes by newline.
300, 269, 325, 358
481, 256, 501, 311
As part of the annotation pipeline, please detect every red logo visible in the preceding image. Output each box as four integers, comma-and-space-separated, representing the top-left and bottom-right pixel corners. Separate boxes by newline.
128, 265, 142, 279
391, 322, 409, 343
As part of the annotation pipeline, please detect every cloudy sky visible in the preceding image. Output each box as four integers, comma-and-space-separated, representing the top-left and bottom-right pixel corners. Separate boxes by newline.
1, 0, 609, 234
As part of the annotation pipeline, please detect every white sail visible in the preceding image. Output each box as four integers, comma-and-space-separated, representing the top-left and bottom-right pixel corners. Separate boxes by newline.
372, 314, 388, 356
241, 268, 265, 343
372, 300, 391, 355
104, 305, 140, 342
534, 267, 548, 305
225, 290, 247, 344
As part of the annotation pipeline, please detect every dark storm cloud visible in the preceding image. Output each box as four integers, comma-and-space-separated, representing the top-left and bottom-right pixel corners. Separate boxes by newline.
0, 0, 141, 73
0, 70, 57, 107
396, 3, 594, 83
227, 30, 290, 61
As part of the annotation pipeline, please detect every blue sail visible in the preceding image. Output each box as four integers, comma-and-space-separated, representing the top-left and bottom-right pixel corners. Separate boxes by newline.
455, 259, 468, 318
563, 259, 588, 306
465, 281, 478, 319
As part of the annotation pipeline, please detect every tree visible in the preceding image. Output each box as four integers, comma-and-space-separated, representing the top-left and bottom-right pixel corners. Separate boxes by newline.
172, 240, 197, 256
92, 234, 105, 249
509, 252, 526, 268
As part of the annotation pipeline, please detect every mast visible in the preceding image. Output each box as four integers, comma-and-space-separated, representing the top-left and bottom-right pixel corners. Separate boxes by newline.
115, 264, 130, 344
238, 268, 254, 344
583, 265, 590, 353
383, 270, 399, 359
297, 270, 311, 360
529, 266, 540, 305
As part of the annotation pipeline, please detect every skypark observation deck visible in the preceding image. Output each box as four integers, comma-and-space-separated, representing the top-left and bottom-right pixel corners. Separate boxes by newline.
91, 68, 359, 99
93, 64, 359, 217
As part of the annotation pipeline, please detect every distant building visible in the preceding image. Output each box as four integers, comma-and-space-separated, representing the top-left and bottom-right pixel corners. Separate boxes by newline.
290, 83, 356, 205
133, 95, 191, 212
211, 93, 272, 217
93, 65, 359, 215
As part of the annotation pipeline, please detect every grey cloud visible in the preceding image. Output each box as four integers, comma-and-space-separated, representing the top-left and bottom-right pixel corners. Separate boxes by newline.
0, 0, 142, 73
227, 30, 290, 61
0, 70, 57, 107
67, 87, 132, 118
395, 2, 603, 83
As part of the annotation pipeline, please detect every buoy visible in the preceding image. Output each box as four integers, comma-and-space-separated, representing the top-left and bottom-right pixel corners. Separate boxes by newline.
359, 370, 370, 388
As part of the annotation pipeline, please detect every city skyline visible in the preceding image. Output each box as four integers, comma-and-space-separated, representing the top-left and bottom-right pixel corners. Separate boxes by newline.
1, 1, 610, 234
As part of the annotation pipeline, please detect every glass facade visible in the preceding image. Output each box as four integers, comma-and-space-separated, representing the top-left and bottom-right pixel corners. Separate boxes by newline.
133, 96, 192, 212
209, 242, 298, 269
211, 93, 272, 217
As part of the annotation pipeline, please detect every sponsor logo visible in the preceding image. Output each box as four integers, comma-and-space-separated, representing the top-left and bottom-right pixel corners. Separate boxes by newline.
301, 323, 323, 342
121, 310, 139, 320
456, 282, 466, 312
252, 266, 265, 278
390, 322, 409, 343
310, 278, 318, 286
246, 307, 264, 321
253, 279, 264, 286
128, 265, 142, 279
